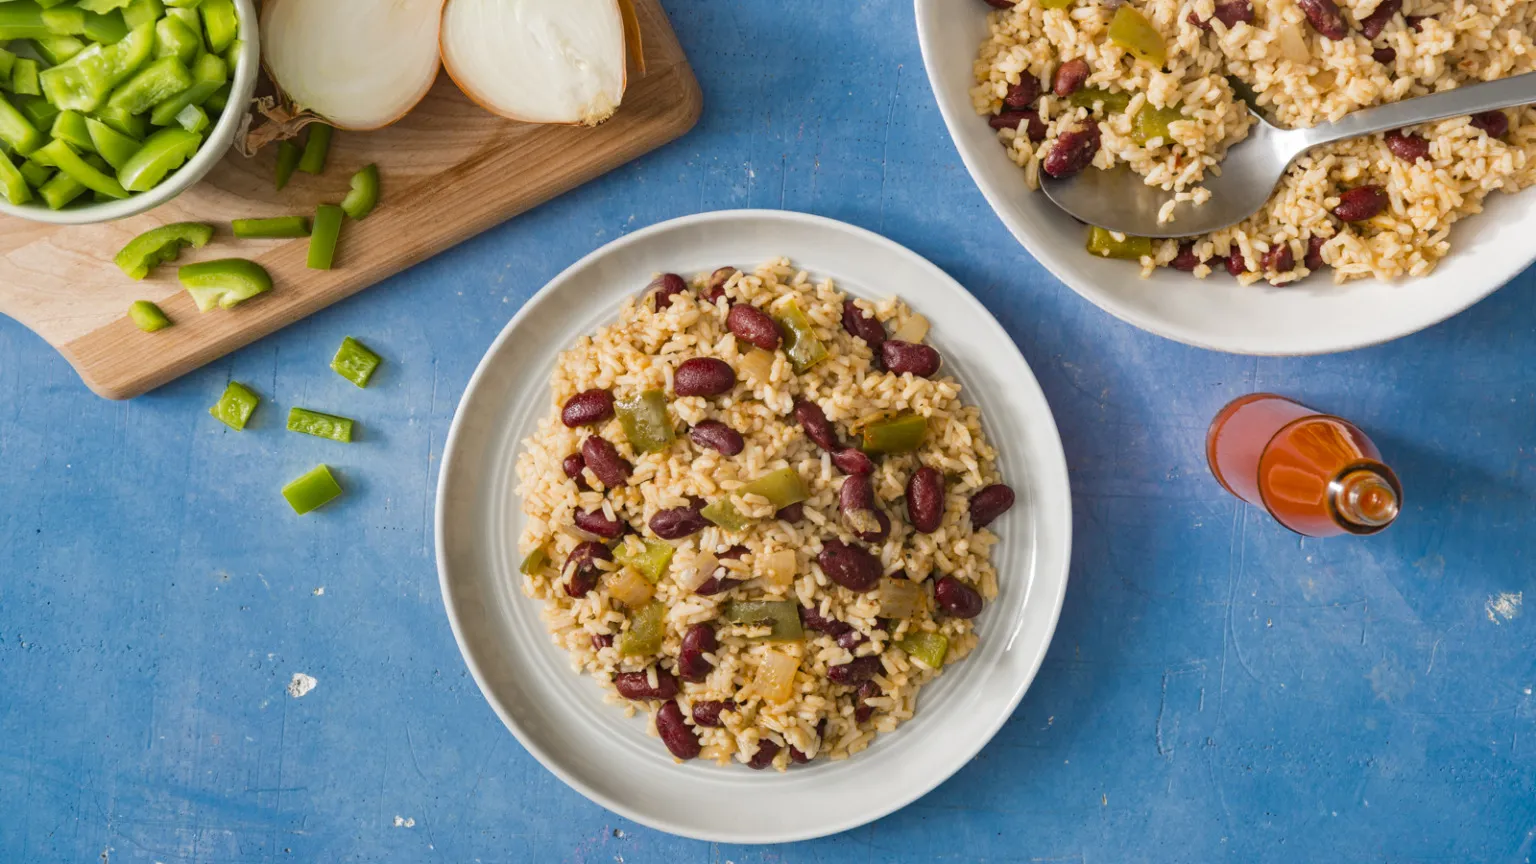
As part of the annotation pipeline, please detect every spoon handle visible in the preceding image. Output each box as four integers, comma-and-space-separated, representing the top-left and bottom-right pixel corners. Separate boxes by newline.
1302, 71, 1536, 147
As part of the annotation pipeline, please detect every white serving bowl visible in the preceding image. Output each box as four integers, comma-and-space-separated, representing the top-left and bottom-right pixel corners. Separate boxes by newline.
0, 0, 260, 226
915, 0, 1536, 355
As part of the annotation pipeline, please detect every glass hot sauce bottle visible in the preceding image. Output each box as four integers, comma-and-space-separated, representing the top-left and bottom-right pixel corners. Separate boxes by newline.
1206, 393, 1402, 537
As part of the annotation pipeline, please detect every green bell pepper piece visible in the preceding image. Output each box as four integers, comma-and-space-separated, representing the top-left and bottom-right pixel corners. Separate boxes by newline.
18, 159, 54, 187
153, 15, 200, 65
37, 168, 84, 208
519, 544, 551, 576
231, 215, 308, 239
77, 0, 133, 14
39, 6, 85, 35
339, 162, 378, 220
896, 631, 949, 669
116, 125, 199, 191
127, 299, 170, 331
177, 257, 271, 311
13, 94, 58, 129
615, 601, 666, 656
273, 138, 299, 189
33, 36, 87, 65
34, 138, 127, 198
92, 104, 146, 137
860, 412, 928, 454
330, 335, 381, 388
174, 102, 205, 132
298, 123, 331, 175
40, 22, 153, 112
1067, 87, 1132, 114
113, 221, 213, 279
164, 0, 205, 8
0, 3, 51, 41
778, 299, 829, 372
307, 203, 343, 269
50, 110, 94, 151
148, 51, 223, 125
36, 0, 79, 9
615, 389, 674, 453
287, 407, 354, 443
199, 0, 235, 53
163, 5, 198, 42
613, 538, 674, 584
722, 600, 804, 642
82, 11, 129, 44
0, 47, 16, 79
203, 80, 228, 112
1086, 226, 1153, 260
1108, 5, 1167, 65
10, 59, 40, 96
0, 149, 32, 204
701, 466, 809, 531
282, 465, 343, 515
107, 56, 191, 114
1040, 0, 1073, 8
85, 115, 138, 168
209, 380, 258, 429
122, 0, 164, 29
1131, 103, 1185, 146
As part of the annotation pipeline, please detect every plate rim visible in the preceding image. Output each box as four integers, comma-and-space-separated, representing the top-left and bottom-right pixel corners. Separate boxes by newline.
434, 208, 1073, 843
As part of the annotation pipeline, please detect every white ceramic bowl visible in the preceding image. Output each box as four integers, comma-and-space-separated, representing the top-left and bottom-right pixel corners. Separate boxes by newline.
436, 210, 1073, 843
0, 0, 260, 226
916, 0, 1536, 355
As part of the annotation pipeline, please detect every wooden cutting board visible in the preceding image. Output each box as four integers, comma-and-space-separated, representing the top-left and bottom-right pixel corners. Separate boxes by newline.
0, 0, 700, 400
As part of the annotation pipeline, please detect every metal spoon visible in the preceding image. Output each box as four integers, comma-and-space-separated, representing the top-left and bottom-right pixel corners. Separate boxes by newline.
1040, 71, 1536, 239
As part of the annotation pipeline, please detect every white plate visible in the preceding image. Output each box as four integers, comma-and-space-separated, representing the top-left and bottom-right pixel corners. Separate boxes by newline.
916, 0, 1536, 355
435, 210, 1072, 843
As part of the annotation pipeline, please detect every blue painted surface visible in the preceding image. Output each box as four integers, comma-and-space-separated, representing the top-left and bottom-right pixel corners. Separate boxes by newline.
3, 1, 1535, 861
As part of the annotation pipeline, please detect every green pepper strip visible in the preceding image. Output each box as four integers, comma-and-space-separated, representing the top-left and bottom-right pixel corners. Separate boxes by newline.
10, 58, 40, 96
177, 258, 272, 311
613, 538, 674, 584
113, 221, 213, 279
116, 126, 200, 192
0, 93, 44, 156
519, 545, 550, 577
1086, 226, 1153, 260
0, 47, 15, 79
340, 163, 379, 220
282, 465, 343, 515
777, 300, 829, 372
722, 600, 804, 642
35, 139, 127, 199
200, 0, 237, 53
307, 203, 343, 270
0, 150, 32, 205
231, 215, 308, 239
153, 15, 200, 65
128, 299, 170, 332
107, 56, 192, 115
616, 601, 665, 656
15, 94, 59, 129
77, 0, 130, 14
85, 116, 139, 169
40, 22, 154, 113
40, 6, 85, 35
615, 389, 674, 453
287, 407, 355, 443
298, 123, 331, 175
1068, 87, 1132, 114
38, 170, 84, 209
209, 380, 259, 430
92, 104, 146, 138
0, 3, 51, 41
860, 412, 928, 454
19, 159, 54, 188
273, 139, 299, 190
330, 335, 381, 388
701, 466, 809, 531
897, 631, 949, 669
34, 36, 87, 66
51, 111, 96, 152
122, 0, 164, 29
82, 9, 129, 43
175, 103, 207, 133
204, 81, 230, 112
149, 52, 225, 126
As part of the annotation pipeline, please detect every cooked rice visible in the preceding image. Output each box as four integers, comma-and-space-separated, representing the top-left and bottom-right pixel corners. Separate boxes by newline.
515, 259, 1004, 769
971, 0, 1536, 284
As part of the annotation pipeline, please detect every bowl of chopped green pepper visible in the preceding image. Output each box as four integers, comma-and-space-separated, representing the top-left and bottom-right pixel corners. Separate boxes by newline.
0, 0, 259, 225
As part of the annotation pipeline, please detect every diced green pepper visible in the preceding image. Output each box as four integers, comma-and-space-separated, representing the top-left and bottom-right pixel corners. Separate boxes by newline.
231, 214, 308, 239
199, 0, 236, 53
14, 94, 59, 129
616, 601, 665, 656
1131, 103, 1184, 145
77, 0, 133, 15
722, 600, 804, 642
282, 464, 343, 515
701, 466, 809, 531
34, 138, 127, 198
50, 111, 95, 152
116, 125, 199, 191
208, 379, 258, 430
85, 115, 138, 168
0, 3, 51, 41
334, 164, 380, 222
37, 169, 84, 208
92, 104, 146, 138
330, 335, 380, 388
163, 0, 204, 8
127, 299, 170, 331
287, 407, 355, 443
1068, 87, 1132, 114
0, 47, 16, 79
519, 544, 551, 576
154, 15, 200, 65
107, 56, 191, 114
1108, 5, 1167, 66
33, 36, 86, 65
82, 10, 129, 43
307, 203, 343, 269
203, 80, 228, 112
273, 138, 298, 189
148, 51, 223, 125
174, 102, 206, 132
860, 412, 928, 454
40, 22, 153, 112
699, 497, 752, 532
18, 159, 54, 187
40, 6, 85, 35
896, 631, 949, 669
1040, 0, 1073, 8
177, 257, 270, 310
113, 220, 212, 278
0, 93, 44, 155
10, 59, 40, 96
614, 538, 674, 584
298, 122, 330, 174
615, 390, 674, 453
777, 300, 828, 373
122, 0, 164, 29
1086, 225, 1153, 260
0, 149, 31, 204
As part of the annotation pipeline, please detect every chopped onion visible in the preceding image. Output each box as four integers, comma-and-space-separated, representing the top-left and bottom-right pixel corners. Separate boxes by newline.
753, 649, 800, 704
759, 549, 797, 589
673, 549, 719, 593
890, 313, 930, 344
607, 567, 654, 609
441, 0, 628, 125
262, 0, 445, 130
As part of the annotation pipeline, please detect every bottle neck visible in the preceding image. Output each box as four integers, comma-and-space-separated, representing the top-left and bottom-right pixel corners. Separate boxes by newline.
1331, 467, 1401, 532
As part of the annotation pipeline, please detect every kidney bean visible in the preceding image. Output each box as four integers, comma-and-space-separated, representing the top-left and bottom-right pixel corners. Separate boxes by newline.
984, 0, 1016, 8
833, 448, 875, 476
1260, 243, 1294, 274
613, 669, 678, 700
1052, 58, 1089, 96
702, 267, 737, 304
817, 539, 881, 592
1406, 14, 1427, 30
1372, 46, 1397, 63
1471, 110, 1509, 139
906, 467, 946, 534
1357, 0, 1400, 38
1226, 252, 1248, 276
776, 502, 805, 523
840, 474, 875, 516
678, 623, 718, 683
718, 545, 748, 560
857, 509, 891, 544
1305, 236, 1328, 270
968, 484, 1016, 528
565, 541, 611, 598
693, 575, 738, 596
591, 633, 614, 650
561, 388, 614, 428
789, 744, 811, 764
793, 398, 841, 452
935, 576, 985, 619
1004, 75, 1041, 108
689, 420, 744, 456
1213, 0, 1255, 26
574, 507, 623, 540
854, 681, 881, 723
656, 701, 700, 760
1298, 0, 1347, 38
692, 699, 736, 727
562, 453, 589, 489
836, 629, 867, 651
747, 739, 780, 770
1333, 185, 1387, 222
828, 655, 883, 686
674, 358, 736, 397
726, 304, 782, 350
649, 273, 688, 310
1386, 130, 1429, 163
989, 110, 1047, 142
882, 340, 942, 378
581, 436, 631, 488
650, 500, 709, 540
841, 299, 888, 350
1170, 242, 1202, 272
1042, 121, 1101, 179
800, 605, 854, 638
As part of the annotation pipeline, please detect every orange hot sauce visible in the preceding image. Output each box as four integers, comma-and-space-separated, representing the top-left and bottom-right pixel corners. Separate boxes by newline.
1206, 394, 1402, 537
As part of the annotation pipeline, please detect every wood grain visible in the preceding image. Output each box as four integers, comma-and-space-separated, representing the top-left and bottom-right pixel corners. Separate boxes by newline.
0, 0, 700, 399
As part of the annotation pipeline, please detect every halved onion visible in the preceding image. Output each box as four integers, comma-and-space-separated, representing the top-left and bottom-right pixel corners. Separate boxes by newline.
261, 0, 445, 130
440, 0, 628, 126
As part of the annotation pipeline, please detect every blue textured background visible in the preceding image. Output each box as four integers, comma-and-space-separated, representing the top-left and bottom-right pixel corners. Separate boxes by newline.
4, 1, 1535, 861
